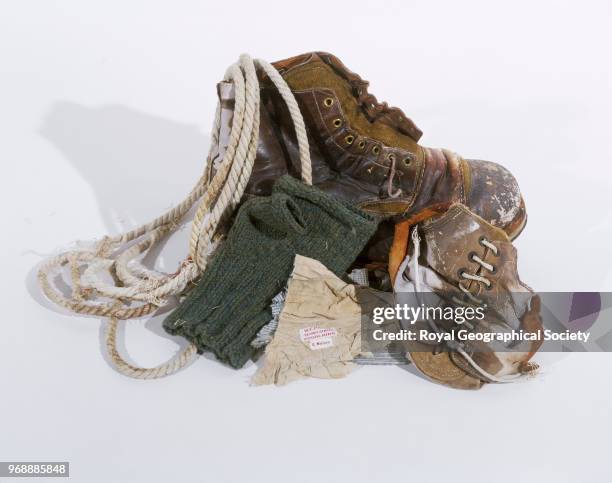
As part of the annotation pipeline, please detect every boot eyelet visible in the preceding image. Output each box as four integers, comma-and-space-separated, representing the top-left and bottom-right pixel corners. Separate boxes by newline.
358, 140, 366, 149
388, 153, 396, 162
403, 157, 412, 167
345, 135, 355, 145
468, 251, 478, 263
372, 146, 380, 155
323, 97, 334, 107
333, 118, 342, 128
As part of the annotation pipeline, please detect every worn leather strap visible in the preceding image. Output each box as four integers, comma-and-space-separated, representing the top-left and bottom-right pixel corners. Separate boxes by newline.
388, 220, 411, 285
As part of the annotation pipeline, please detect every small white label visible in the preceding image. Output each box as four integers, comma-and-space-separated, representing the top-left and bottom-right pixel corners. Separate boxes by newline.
299, 327, 337, 350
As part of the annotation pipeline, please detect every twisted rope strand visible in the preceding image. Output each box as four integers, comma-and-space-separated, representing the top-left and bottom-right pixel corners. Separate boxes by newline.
37, 55, 312, 379
106, 316, 198, 379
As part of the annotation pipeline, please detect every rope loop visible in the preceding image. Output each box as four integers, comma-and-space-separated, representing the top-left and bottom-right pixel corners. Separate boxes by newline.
38, 55, 311, 378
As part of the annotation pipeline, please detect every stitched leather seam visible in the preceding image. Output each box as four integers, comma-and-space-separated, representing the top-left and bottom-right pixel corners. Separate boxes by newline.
456, 153, 465, 203
400, 145, 426, 215
421, 204, 467, 232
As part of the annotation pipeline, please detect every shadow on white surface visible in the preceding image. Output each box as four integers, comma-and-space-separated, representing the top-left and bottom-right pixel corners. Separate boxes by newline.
26, 101, 212, 375
39, 101, 209, 234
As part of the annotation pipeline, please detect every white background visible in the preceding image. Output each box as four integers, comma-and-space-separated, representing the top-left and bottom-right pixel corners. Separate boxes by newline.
2, 1, 612, 482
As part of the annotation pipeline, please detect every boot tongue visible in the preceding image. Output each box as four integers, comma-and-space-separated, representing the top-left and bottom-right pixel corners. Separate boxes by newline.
314, 52, 424, 142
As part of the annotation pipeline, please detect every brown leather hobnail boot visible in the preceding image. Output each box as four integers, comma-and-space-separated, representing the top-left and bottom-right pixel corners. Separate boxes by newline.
238, 52, 527, 241
394, 203, 543, 388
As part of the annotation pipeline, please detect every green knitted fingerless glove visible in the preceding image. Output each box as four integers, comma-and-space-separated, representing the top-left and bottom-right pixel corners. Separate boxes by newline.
163, 175, 379, 368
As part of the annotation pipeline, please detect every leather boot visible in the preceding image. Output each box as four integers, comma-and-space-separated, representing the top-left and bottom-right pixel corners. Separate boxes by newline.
394, 203, 543, 387
241, 52, 527, 238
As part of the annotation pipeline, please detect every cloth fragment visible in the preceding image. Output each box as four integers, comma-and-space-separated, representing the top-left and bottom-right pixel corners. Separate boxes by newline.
348, 267, 369, 287
251, 292, 286, 349
252, 255, 407, 386
251, 267, 371, 351
252, 255, 360, 385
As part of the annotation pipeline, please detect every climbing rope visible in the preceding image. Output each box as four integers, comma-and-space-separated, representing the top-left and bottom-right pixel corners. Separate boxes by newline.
38, 54, 312, 379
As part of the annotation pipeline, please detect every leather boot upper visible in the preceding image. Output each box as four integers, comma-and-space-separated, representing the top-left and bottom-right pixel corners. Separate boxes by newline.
214, 52, 526, 238
395, 204, 542, 386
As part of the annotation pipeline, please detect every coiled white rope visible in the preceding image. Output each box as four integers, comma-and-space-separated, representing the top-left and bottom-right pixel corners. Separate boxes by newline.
38, 54, 312, 379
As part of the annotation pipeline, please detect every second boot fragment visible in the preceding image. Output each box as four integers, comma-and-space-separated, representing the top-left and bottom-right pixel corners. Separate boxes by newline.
393, 204, 543, 389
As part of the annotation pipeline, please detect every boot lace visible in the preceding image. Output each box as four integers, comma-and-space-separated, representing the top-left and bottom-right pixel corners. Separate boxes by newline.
349, 80, 408, 199
454, 237, 498, 306
409, 227, 520, 383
